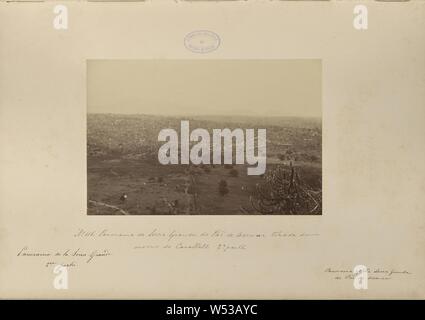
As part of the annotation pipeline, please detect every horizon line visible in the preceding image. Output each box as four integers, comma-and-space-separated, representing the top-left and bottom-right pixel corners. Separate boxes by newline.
87, 112, 322, 119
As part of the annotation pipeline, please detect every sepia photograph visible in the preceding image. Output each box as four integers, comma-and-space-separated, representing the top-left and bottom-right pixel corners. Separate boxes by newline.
1, 0, 425, 302
87, 60, 322, 215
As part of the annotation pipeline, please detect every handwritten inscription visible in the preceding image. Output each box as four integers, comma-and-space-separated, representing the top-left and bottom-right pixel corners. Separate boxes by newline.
74, 228, 318, 253
15, 228, 319, 269
17, 246, 111, 268
324, 267, 412, 281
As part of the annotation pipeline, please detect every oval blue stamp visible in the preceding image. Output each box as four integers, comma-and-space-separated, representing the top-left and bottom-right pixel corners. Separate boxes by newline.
184, 30, 221, 54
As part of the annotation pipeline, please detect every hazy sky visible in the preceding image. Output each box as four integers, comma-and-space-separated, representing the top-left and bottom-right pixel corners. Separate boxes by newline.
87, 60, 321, 117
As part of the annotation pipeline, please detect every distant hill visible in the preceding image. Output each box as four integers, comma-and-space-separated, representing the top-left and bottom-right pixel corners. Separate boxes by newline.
88, 113, 322, 130
189, 115, 322, 129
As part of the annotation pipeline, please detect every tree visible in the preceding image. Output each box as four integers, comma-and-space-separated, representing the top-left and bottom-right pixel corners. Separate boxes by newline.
250, 164, 322, 215
218, 179, 229, 196
229, 168, 239, 177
